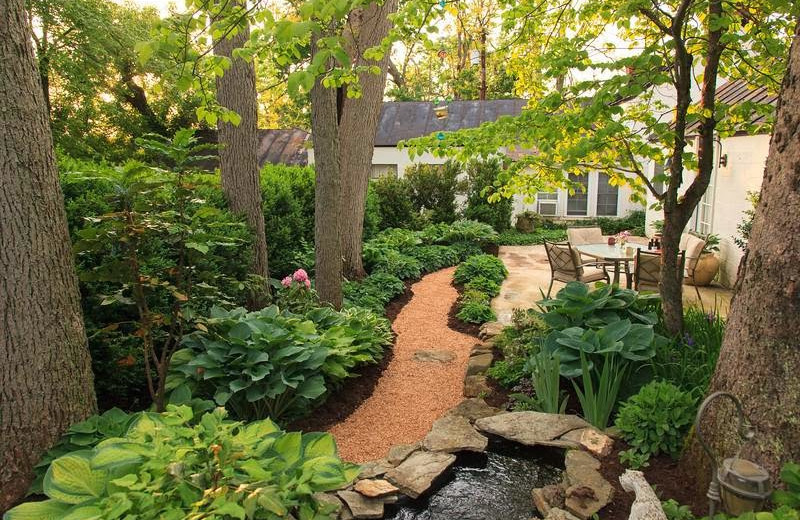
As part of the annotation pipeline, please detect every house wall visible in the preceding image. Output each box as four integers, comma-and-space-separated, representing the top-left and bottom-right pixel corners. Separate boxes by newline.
643, 133, 769, 288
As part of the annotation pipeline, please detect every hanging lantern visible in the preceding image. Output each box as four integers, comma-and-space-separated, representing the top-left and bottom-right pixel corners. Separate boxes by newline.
439, 0, 446, 7
437, 48, 448, 60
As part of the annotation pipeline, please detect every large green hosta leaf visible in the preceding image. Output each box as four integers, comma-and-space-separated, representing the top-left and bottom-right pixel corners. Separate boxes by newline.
43, 452, 107, 504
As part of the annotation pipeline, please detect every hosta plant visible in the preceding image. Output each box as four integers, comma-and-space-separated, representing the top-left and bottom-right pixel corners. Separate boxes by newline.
456, 301, 496, 324
342, 272, 405, 313
5, 406, 358, 520
454, 254, 508, 285
168, 306, 330, 422
542, 319, 657, 378
404, 245, 461, 272
464, 275, 502, 298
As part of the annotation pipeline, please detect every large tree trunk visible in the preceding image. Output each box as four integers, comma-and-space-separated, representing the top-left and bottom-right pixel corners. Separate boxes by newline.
214, 6, 270, 292
339, 0, 398, 280
681, 21, 800, 492
311, 36, 344, 308
0, 0, 97, 510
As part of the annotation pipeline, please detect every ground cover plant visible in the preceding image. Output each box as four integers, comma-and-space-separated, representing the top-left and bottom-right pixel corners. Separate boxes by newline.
6, 406, 358, 520
453, 254, 508, 324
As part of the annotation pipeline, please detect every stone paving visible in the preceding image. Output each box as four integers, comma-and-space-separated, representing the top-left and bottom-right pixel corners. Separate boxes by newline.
492, 245, 733, 325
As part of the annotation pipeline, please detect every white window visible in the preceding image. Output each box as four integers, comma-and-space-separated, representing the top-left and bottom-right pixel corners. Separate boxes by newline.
567, 173, 589, 216
536, 192, 558, 216
596, 173, 619, 216
695, 165, 716, 235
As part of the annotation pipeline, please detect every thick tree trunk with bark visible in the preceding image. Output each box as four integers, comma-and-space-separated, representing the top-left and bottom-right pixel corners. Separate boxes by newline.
0, 0, 97, 510
311, 36, 344, 308
214, 10, 270, 291
339, 0, 398, 280
682, 22, 800, 491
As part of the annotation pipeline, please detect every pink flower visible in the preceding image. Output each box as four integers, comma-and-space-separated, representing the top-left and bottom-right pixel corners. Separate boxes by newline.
293, 269, 309, 283
304, 279, 311, 289
281, 276, 292, 288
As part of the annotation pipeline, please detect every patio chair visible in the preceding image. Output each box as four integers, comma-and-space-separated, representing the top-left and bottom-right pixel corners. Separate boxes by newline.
680, 232, 707, 305
634, 249, 686, 292
544, 241, 610, 297
567, 226, 616, 266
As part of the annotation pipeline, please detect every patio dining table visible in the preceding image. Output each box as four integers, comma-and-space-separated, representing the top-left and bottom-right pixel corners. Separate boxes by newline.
574, 243, 647, 288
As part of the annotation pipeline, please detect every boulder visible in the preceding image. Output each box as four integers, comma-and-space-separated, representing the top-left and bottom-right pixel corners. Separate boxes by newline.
358, 459, 393, 479
336, 491, 385, 519
479, 321, 504, 339
565, 450, 601, 476
387, 442, 420, 466
470, 344, 493, 357
444, 398, 501, 423
563, 451, 613, 519
413, 349, 456, 364
313, 492, 343, 515
353, 479, 399, 498
463, 375, 491, 398
385, 451, 456, 499
466, 353, 494, 376
545, 507, 583, 520
532, 484, 566, 516
423, 414, 488, 453
475, 412, 590, 446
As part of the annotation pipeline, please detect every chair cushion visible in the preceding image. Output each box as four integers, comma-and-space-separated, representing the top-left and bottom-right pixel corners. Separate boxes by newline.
683, 235, 706, 275
567, 227, 604, 246
580, 266, 608, 283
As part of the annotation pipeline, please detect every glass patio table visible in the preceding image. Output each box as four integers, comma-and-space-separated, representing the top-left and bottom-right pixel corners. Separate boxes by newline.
574, 243, 647, 288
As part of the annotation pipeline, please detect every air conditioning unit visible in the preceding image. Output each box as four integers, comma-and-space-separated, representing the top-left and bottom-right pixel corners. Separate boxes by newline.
537, 201, 557, 216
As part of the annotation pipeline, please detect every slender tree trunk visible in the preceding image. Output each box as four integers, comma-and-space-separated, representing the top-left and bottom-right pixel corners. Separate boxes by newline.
479, 28, 487, 100
681, 21, 800, 491
214, 5, 270, 293
339, 0, 398, 280
0, 0, 97, 510
311, 35, 343, 308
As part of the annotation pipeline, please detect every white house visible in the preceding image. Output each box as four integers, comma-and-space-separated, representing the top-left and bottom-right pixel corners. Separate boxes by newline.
310, 99, 643, 220
643, 80, 776, 287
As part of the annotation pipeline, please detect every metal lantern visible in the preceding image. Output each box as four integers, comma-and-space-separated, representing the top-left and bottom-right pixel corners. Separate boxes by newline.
695, 392, 772, 517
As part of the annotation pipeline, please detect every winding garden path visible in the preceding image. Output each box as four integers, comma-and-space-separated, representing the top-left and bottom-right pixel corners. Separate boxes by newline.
328, 267, 478, 462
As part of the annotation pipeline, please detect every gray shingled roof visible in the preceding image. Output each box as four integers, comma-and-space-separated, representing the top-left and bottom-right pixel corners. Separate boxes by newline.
374, 99, 528, 146
255, 129, 309, 167
687, 79, 777, 134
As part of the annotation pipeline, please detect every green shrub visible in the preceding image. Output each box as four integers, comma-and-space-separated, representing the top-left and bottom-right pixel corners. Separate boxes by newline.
454, 254, 508, 285
363, 183, 381, 239
464, 275, 501, 298
651, 307, 724, 394
463, 158, 513, 231
456, 300, 496, 324
405, 161, 463, 224
421, 219, 498, 245
405, 245, 461, 272
496, 229, 567, 245
372, 175, 418, 230
6, 406, 358, 520
169, 305, 390, 423
487, 358, 528, 388
615, 381, 697, 466
371, 249, 423, 280
343, 272, 406, 313
449, 241, 485, 261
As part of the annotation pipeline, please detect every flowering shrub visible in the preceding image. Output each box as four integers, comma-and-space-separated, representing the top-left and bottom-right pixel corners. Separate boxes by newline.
275, 268, 319, 313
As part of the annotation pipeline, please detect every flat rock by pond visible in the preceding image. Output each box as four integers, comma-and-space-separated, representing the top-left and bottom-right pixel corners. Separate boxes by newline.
338, 490, 385, 519
475, 412, 590, 446
444, 398, 501, 423
422, 414, 488, 453
385, 451, 457, 499
354, 479, 400, 498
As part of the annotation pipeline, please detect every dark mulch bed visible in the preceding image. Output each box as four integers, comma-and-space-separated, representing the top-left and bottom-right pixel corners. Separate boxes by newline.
597, 444, 705, 520
483, 242, 500, 256
289, 281, 415, 433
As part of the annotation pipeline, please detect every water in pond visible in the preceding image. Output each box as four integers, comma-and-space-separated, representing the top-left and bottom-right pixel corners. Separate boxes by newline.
384, 439, 563, 520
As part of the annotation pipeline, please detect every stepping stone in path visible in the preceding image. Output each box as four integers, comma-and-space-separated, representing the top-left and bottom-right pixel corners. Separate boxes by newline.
337, 490, 385, 519
412, 349, 456, 363
385, 451, 457, 499
422, 414, 488, 453
474, 412, 590, 447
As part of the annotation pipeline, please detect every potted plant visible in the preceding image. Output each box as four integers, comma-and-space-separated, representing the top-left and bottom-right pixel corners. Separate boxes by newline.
515, 210, 540, 233
692, 233, 721, 286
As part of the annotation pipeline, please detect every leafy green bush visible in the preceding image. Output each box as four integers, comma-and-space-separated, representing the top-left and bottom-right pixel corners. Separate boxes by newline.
343, 272, 406, 313
449, 241, 485, 261
464, 275, 502, 298
461, 289, 491, 305
6, 406, 358, 520
405, 245, 461, 272
370, 249, 423, 280
496, 229, 567, 245
615, 381, 697, 466
369, 227, 422, 250
463, 158, 513, 231
421, 220, 498, 245
651, 307, 724, 394
169, 305, 390, 422
405, 161, 463, 224
487, 358, 528, 388
456, 300, 496, 324
454, 254, 508, 285
372, 175, 418, 230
